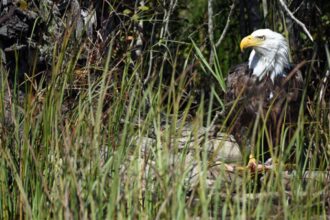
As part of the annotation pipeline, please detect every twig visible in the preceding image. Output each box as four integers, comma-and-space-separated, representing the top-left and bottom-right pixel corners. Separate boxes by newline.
292, 1, 304, 15
208, 0, 215, 45
281, 60, 307, 86
319, 43, 330, 106
262, 0, 268, 19
144, 22, 156, 85
208, 0, 215, 64
160, 0, 178, 39
208, 111, 221, 131
159, 0, 178, 68
209, 0, 236, 65
215, 0, 236, 48
278, 0, 314, 42
318, 69, 329, 106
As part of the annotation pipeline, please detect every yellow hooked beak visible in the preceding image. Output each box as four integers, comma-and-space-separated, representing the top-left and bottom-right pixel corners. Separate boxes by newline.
240, 35, 263, 52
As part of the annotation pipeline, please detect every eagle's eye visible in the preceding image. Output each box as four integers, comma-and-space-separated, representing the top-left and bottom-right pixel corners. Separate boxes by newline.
256, 35, 265, 40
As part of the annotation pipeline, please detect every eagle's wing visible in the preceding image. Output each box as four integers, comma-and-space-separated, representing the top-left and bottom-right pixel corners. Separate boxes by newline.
224, 63, 263, 146
225, 63, 252, 102
225, 63, 303, 148
274, 67, 304, 103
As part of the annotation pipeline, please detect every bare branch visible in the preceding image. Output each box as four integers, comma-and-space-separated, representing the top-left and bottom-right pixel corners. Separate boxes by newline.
262, 0, 268, 19
208, 0, 215, 46
208, 0, 215, 64
278, 0, 314, 42
318, 44, 330, 106
160, 0, 178, 39
215, 0, 236, 48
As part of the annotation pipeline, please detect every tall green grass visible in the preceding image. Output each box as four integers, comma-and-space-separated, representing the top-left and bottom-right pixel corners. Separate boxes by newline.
0, 31, 329, 220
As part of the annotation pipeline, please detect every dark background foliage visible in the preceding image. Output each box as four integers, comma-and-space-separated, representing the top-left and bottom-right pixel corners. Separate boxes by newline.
1, 0, 329, 86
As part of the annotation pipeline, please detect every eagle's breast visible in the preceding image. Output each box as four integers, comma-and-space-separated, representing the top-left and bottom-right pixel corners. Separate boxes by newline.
225, 63, 303, 116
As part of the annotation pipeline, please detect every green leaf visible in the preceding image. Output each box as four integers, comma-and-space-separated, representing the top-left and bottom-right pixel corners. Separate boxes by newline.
123, 9, 132, 15
132, 14, 139, 21
138, 5, 150, 11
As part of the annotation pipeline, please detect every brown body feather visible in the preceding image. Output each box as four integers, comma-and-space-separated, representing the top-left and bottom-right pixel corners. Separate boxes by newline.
225, 63, 303, 154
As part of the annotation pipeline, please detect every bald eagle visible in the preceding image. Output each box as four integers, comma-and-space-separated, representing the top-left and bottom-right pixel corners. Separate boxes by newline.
225, 29, 303, 159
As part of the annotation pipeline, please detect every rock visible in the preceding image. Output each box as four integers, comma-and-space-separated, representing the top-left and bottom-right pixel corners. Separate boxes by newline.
127, 123, 243, 192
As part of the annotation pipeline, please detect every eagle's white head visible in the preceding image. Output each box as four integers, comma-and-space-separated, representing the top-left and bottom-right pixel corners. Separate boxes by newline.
240, 29, 290, 82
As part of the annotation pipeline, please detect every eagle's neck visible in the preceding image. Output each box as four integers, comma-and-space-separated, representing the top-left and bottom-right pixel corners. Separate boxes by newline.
248, 48, 290, 82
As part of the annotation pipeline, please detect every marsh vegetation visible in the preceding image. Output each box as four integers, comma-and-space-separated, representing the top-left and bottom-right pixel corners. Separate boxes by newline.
0, 0, 329, 219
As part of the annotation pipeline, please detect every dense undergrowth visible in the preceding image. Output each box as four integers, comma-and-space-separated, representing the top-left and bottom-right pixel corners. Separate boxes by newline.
0, 0, 330, 219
